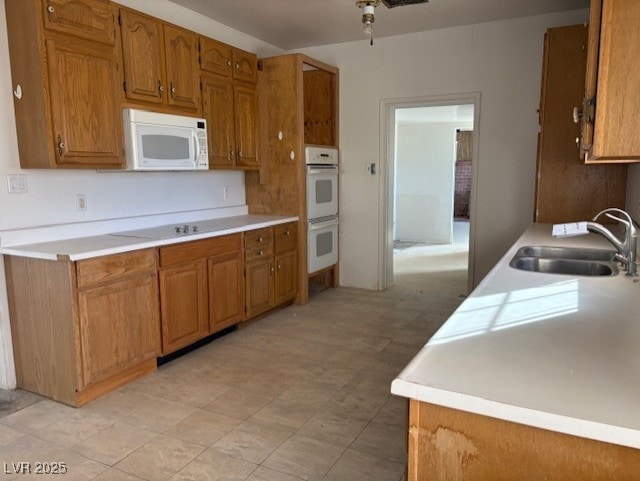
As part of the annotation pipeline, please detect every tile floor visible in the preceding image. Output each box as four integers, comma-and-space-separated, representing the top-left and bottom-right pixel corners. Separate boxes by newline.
0, 244, 468, 481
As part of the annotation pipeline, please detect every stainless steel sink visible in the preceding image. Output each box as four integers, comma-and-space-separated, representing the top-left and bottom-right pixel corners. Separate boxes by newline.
514, 246, 616, 262
510, 246, 618, 277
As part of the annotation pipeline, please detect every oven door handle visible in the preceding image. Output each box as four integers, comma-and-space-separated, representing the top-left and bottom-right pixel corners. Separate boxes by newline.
308, 167, 339, 175
309, 218, 339, 231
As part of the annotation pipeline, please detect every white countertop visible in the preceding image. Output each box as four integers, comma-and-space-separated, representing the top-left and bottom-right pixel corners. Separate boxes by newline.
0, 215, 298, 261
391, 223, 640, 449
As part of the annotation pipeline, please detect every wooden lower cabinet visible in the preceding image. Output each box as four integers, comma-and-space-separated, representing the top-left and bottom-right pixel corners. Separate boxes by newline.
4, 249, 160, 407
408, 400, 640, 481
158, 233, 244, 355
159, 260, 208, 354
244, 222, 298, 319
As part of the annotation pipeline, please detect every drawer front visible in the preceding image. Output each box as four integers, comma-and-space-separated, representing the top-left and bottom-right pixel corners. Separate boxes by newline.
77, 249, 157, 289
160, 234, 241, 267
274, 222, 297, 254
245, 245, 274, 262
244, 228, 273, 250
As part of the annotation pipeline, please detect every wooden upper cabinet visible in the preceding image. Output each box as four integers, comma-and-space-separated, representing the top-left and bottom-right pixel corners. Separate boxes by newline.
119, 8, 164, 104
202, 75, 236, 167
163, 24, 201, 110
200, 35, 257, 83
46, 35, 123, 167
117, 8, 200, 112
42, 0, 115, 45
233, 49, 258, 83
234, 85, 259, 167
200, 36, 233, 77
580, 0, 640, 162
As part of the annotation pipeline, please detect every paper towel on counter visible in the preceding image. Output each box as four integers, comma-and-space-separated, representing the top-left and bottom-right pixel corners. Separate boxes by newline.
552, 222, 589, 237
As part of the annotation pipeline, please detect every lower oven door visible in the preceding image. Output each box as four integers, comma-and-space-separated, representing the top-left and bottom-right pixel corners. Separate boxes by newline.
308, 216, 339, 274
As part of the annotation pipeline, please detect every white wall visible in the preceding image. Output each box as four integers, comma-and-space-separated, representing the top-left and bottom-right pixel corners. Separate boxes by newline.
0, 0, 283, 389
395, 123, 457, 244
293, 9, 589, 290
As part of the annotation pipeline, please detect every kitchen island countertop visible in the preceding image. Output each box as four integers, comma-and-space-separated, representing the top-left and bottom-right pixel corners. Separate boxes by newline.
0, 214, 298, 261
391, 222, 640, 449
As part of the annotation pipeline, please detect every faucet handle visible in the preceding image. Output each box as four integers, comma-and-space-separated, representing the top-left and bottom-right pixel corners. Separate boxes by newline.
603, 212, 631, 227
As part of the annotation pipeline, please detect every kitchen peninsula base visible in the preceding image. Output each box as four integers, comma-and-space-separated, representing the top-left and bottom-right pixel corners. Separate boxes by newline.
408, 400, 640, 480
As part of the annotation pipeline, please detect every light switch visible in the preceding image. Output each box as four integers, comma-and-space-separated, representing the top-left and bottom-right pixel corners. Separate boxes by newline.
7, 174, 28, 194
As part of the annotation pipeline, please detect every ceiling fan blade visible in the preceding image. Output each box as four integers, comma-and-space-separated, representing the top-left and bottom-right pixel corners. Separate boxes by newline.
381, 0, 429, 8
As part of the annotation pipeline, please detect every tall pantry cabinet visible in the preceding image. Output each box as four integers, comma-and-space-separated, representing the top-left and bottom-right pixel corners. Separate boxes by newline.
246, 54, 339, 305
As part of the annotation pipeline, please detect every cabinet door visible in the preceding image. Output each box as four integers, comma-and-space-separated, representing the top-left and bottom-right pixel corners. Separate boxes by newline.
78, 274, 160, 387
159, 261, 208, 354
209, 252, 244, 332
232, 49, 258, 83
46, 35, 124, 168
234, 85, 259, 168
275, 251, 297, 305
164, 24, 200, 111
582, 0, 640, 162
202, 75, 236, 167
119, 9, 165, 104
200, 36, 232, 77
245, 258, 273, 319
42, 0, 115, 45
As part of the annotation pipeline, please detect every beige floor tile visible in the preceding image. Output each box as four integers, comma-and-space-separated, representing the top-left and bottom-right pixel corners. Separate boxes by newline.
373, 396, 409, 427
115, 434, 204, 481
120, 396, 199, 433
170, 449, 258, 481
0, 400, 74, 433
350, 421, 408, 464
325, 388, 389, 422
262, 435, 345, 481
321, 448, 405, 481
0, 434, 60, 465
164, 409, 243, 447
93, 468, 148, 480
296, 409, 368, 447
33, 411, 115, 448
71, 421, 157, 466
204, 388, 274, 420
0, 423, 25, 448
246, 466, 305, 481
229, 370, 300, 398
213, 421, 292, 464
248, 387, 330, 433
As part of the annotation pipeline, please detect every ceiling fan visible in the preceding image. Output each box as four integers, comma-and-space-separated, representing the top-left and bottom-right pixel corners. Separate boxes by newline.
356, 0, 429, 44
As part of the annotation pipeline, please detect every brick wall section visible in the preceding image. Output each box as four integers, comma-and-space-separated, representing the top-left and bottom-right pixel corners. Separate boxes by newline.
454, 160, 472, 218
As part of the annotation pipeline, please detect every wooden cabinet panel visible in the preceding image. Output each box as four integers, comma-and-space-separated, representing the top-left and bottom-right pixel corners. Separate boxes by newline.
535, 25, 627, 223
46, 34, 124, 167
200, 36, 232, 77
42, 0, 115, 45
209, 252, 244, 332
245, 257, 273, 319
119, 8, 164, 104
235, 85, 260, 167
160, 234, 241, 267
77, 249, 156, 289
274, 222, 297, 255
78, 274, 160, 387
202, 75, 236, 167
275, 251, 297, 304
581, 0, 640, 162
303, 69, 336, 147
232, 49, 258, 83
159, 260, 208, 354
163, 24, 200, 110
244, 228, 273, 249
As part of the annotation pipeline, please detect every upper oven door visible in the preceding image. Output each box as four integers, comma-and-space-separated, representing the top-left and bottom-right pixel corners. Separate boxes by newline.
307, 165, 339, 219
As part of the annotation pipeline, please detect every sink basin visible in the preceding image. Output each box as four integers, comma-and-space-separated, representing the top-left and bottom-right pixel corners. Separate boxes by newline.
514, 246, 616, 262
510, 257, 617, 276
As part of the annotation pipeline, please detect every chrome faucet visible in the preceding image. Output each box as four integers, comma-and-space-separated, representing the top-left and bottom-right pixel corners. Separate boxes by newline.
586, 208, 637, 276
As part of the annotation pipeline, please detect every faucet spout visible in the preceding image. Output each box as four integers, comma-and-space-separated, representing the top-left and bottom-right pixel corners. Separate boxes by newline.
589, 208, 637, 277
585, 221, 625, 253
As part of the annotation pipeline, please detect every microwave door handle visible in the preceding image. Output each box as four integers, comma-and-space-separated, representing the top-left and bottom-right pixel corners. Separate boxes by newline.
192, 131, 200, 163
309, 218, 339, 231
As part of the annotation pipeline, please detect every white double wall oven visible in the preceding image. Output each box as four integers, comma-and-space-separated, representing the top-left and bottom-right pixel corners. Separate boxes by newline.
306, 147, 339, 274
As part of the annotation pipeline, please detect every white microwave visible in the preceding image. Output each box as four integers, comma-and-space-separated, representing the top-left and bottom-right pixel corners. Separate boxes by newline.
123, 108, 208, 171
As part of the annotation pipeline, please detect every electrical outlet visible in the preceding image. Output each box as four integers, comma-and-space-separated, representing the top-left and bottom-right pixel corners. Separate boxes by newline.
76, 194, 87, 211
7, 174, 28, 194
365, 163, 376, 175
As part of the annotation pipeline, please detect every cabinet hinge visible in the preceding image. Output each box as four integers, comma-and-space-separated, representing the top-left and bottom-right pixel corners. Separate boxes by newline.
584, 96, 596, 124
123, 81, 127, 93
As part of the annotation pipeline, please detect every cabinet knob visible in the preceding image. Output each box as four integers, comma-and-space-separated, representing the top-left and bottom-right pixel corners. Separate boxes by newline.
285, 230, 291, 236
158, 81, 164, 93
236, 63, 240, 69
277, 264, 281, 269
270, 266, 275, 273
230, 150, 235, 158
47, 5, 54, 13
57, 135, 65, 156
572, 106, 583, 124
258, 250, 264, 256
170, 83, 176, 94
258, 237, 263, 243
238, 151, 243, 158
227, 61, 232, 66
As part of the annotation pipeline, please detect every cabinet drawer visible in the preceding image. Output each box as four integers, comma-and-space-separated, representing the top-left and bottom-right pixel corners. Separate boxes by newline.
244, 228, 273, 249
274, 223, 297, 254
245, 245, 273, 262
76, 249, 156, 289
160, 234, 241, 267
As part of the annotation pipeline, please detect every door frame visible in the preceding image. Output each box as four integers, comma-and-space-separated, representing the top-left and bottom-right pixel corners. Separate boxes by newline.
378, 92, 482, 292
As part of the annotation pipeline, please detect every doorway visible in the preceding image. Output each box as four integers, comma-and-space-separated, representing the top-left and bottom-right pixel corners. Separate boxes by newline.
378, 93, 481, 292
